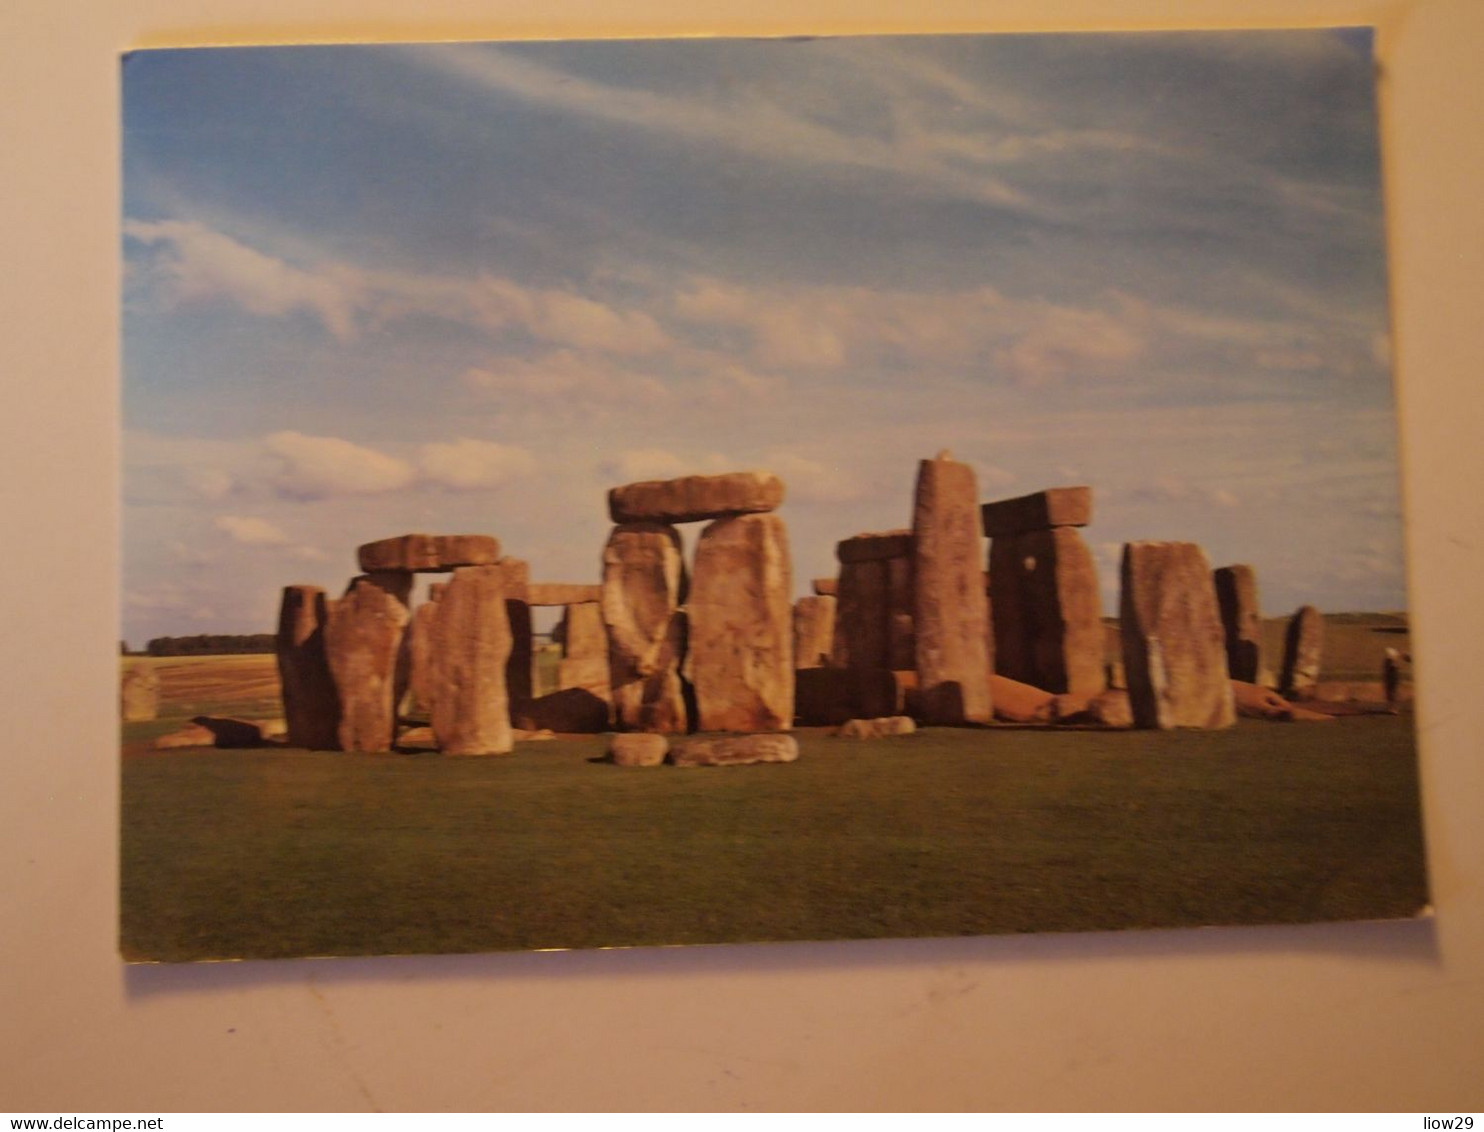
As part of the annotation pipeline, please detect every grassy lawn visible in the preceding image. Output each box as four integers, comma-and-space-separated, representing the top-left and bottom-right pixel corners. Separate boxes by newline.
120, 718, 1429, 962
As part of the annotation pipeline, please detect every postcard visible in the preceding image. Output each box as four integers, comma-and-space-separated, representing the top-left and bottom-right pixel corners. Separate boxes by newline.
120, 29, 1426, 962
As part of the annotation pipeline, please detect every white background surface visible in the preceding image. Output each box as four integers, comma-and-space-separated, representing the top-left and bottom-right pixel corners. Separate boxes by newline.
3, 0, 1481, 1112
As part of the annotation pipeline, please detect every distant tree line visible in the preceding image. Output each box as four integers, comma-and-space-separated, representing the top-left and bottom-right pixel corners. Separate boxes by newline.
144, 633, 276, 656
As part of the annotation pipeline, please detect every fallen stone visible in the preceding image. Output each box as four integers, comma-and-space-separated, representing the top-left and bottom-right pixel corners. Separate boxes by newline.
516, 729, 557, 741
837, 529, 914, 564
190, 716, 270, 748
154, 723, 214, 749
670, 733, 800, 767
1214, 564, 1264, 684
609, 471, 784, 524
836, 716, 916, 739
1280, 605, 1324, 700
325, 573, 411, 751
980, 486, 1093, 539
812, 577, 839, 597
527, 583, 602, 607
120, 662, 160, 723
513, 687, 609, 733
357, 534, 500, 574
601, 522, 689, 733
912, 453, 993, 724
430, 564, 513, 755
989, 674, 1056, 723
685, 513, 794, 732
793, 595, 837, 670
609, 733, 668, 767
1086, 690, 1134, 728
1286, 704, 1338, 722
1231, 680, 1295, 720
990, 526, 1106, 696
397, 726, 435, 747
1120, 541, 1236, 730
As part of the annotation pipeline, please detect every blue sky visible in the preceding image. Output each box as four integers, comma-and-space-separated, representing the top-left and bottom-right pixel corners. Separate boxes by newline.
121, 29, 1404, 645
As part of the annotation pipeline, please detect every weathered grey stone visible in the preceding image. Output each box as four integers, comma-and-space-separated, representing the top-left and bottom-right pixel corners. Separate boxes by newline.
528, 583, 602, 607
1214, 564, 1264, 684
980, 487, 1092, 538
559, 601, 607, 660
601, 523, 688, 733
609, 732, 668, 767
793, 595, 837, 670
836, 716, 916, 739
608, 471, 784, 524
989, 527, 1106, 696
357, 533, 500, 573
1119, 542, 1236, 730
831, 559, 889, 671
324, 574, 411, 751
120, 662, 160, 723
685, 513, 794, 732
812, 577, 839, 597
430, 565, 513, 755
497, 558, 533, 716
1280, 605, 1325, 699
885, 555, 916, 671
912, 453, 993, 724
837, 529, 914, 564
670, 733, 799, 767
275, 585, 340, 748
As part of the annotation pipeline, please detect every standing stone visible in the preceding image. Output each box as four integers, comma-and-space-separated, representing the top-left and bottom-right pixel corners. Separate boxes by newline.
1214, 564, 1264, 684
793, 595, 836, 670
559, 602, 607, 661
495, 558, 533, 717
324, 574, 411, 751
980, 486, 1093, 538
831, 558, 889, 671
601, 523, 689, 733
685, 513, 794, 732
120, 662, 160, 724
885, 554, 916, 671
912, 453, 993, 724
275, 585, 340, 748
527, 583, 603, 606
402, 589, 442, 720
990, 527, 1106, 696
1280, 604, 1325, 699
1119, 542, 1235, 730
812, 577, 839, 597
430, 565, 514, 755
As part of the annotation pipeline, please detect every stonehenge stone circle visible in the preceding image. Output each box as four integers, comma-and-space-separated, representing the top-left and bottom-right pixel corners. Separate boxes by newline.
980, 486, 1092, 539
989, 526, 1105, 696
357, 534, 501, 574
685, 512, 795, 732
836, 529, 914, 564
793, 594, 837, 670
812, 577, 839, 597
601, 522, 689, 733
403, 591, 441, 718
120, 661, 161, 723
1119, 541, 1236, 730
1280, 604, 1325, 699
912, 453, 993, 724
670, 733, 800, 767
324, 573, 412, 751
558, 601, 607, 662
831, 555, 890, 671
275, 584, 340, 749
430, 564, 514, 755
608, 471, 784, 525
1214, 564, 1264, 684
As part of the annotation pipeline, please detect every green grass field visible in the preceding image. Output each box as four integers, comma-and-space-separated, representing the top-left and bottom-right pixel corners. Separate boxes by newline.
121, 717, 1428, 962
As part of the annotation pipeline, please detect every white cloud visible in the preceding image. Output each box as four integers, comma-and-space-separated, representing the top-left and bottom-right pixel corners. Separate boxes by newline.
214, 515, 290, 545
264, 431, 417, 501
419, 438, 537, 490
124, 219, 360, 340
183, 467, 236, 501
973, 463, 1020, 491
763, 451, 863, 505
600, 448, 731, 482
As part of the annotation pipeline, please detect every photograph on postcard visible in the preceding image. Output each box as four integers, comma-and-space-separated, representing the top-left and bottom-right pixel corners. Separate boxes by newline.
119, 29, 1427, 962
